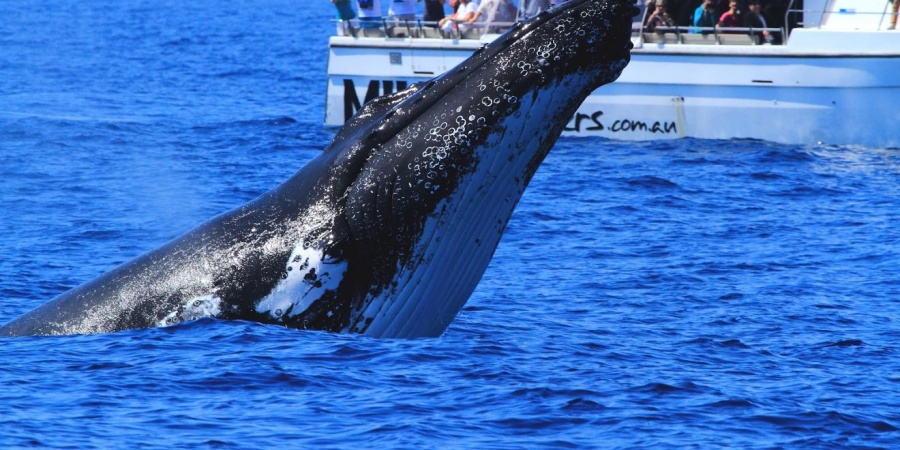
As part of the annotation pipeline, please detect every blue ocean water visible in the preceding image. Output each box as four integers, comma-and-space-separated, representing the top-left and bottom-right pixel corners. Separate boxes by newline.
2, 0, 899, 448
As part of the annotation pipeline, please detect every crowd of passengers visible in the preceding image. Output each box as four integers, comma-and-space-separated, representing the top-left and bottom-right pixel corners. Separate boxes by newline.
331, 0, 589, 35
643, 0, 800, 44
330, 0, 800, 43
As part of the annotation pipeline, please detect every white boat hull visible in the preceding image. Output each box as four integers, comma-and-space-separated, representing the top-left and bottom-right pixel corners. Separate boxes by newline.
326, 28, 900, 148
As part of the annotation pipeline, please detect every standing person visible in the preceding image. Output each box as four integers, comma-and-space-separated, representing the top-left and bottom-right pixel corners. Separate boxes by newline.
744, 0, 771, 43
467, 0, 517, 33
890, 0, 900, 30
423, 0, 446, 27
693, 0, 717, 32
520, 0, 550, 20
388, 0, 417, 22
357, 0, 383, 28
716, 0, 740, 30
645, 1, 675, 31
331, 0, 357, 36
439, 0, 479, 32
665, 0, 693, 26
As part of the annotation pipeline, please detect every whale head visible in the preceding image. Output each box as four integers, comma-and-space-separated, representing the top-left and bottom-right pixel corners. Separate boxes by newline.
263, 0, 639, 337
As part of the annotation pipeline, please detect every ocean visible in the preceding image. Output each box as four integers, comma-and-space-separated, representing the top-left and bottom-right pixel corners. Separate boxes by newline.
1, 0, 898, 448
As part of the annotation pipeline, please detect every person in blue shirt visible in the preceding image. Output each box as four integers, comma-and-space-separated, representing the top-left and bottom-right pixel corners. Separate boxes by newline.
693, 0, 717, 33
332, 0, 357, 35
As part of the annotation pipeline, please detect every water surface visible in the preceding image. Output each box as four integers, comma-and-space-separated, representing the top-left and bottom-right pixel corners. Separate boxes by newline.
2, 1, 899, 448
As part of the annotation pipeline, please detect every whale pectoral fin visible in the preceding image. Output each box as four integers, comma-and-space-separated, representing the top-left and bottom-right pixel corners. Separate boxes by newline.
327, 83, 424, 150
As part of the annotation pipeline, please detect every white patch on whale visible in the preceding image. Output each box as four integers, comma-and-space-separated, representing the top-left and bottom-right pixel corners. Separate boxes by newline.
254, 242, 348, 320
247, 197, 349, 321
158, 294, 223, 327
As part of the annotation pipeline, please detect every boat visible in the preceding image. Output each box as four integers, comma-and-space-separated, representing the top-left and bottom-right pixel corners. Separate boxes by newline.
325, 0, 900, 147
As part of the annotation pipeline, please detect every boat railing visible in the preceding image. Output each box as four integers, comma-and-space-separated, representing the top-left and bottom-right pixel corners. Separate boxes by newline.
641, 25, 784, 46
334, 19, 519, 40
633, 6, 783, 46
336, 18, 783, 46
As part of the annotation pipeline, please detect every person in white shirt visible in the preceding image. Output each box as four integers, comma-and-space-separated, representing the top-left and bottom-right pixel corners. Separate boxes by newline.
467, 0, 517, 33
439, 0, 480, 31
520, 0, 549, 20
356, 0, 384, 28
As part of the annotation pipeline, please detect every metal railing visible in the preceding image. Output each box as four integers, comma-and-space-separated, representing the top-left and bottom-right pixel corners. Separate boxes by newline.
338, 17, 784, 46
634, 5, 784, 46
334, 1, 896, 42
641, 25, 784, 46
334, 19, 518, 40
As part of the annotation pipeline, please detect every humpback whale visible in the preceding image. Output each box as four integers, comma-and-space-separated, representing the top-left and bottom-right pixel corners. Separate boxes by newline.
0, 0, 636, 337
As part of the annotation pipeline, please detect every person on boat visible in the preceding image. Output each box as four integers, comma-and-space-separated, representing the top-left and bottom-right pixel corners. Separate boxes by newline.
744, 0, 772, 44
467, 0, 518, 33
331, 0, 357, 36
423, 0, 447, 27
692, 0, 718, 34
519, 0, 550, 20
645, 1, 675, 32
439, 0, 480, 32
356, 0, 384, 29
665, 0, 698, 27
890, 0, 900, 30
388, 0, 417, 23
716, 0, 741, 31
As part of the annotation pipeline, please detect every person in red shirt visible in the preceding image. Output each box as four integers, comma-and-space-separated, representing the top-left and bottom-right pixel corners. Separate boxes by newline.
717, 0, 741, 30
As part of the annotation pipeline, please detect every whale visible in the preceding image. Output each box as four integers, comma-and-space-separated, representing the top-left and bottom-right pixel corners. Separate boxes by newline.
0, 0, 636, 337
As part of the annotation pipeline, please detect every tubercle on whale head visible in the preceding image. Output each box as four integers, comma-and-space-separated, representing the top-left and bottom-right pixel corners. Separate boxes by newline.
497, 0, 638, 90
